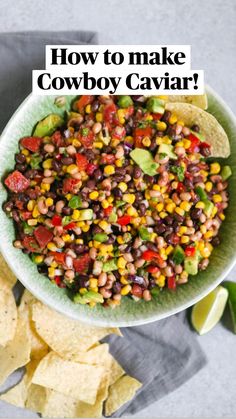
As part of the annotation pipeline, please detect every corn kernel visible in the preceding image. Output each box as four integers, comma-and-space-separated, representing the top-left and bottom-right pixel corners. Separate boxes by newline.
181, 235, 190, 244
118, 182, 128, 192
104, 165, 115, 176
89, 301, 97, 308
94, 141, 104, 149
204, 231, 214, 239
169, 114, 178, 125
51, 261, 58, 268
34, 255, 43, 264
219, 213, 225, 221
168, 173, 175, 181
156, 275, 165, 287
79, 288, 87, 295
89, 191, 99, 200
155, 202, 163, 213
117, 257, 127, 269
166, 203, 176, 213
41, 182, 50, 192
160, 186, 167, 194
197, 241, 205, 251
27, 200, 35, 212
47, 242, 58, 251
200, 170, 208, 179
175, 141, 184, 147
107, 196, 114, 203
210, 162, 221, 175
142, 137, 151, 147
66, 164, 78, 174
85, 104, 91, 114
159, 211, 167, 219
96, 112, 103, 122
175, 207, 185, 216
200, 225, 207, 234
145, 115, 153, 121
195, 201, 205, 209
127, 206, 138, 217
117, 236, 124, 244
101, 200, 109, 209
76, 239, 84, 244
213, 194, 222, 203
180, 201, 192, 212
89, 278, 98, 288
27, 219, 38, 226
118, 268, 127, 276
166, 245, 174, 256
200, 247, 211, 258
21, 149, 29, 156
153, 184, 160, 191
121, 284, 132, 296
32, 205, 40, 218
48, 267, 55, 278
115, 159, 123, 167
117, 109, 126, 124
120, 275, 129, 285
99, 220, 109, 231
82, 225, 90, 232
123, 194, 135, 204
205, 182, 213, 192
179, 226, 187, 235
42, 159, 53, 169
72, 209, 80, 220
62, 234, 71, 242
183, 139, 191, 149
211, 206, 218, 218
72, 139, 81, 147
93, 241, 100, 249
45, 198, 53, 207
156, 121, 167, 131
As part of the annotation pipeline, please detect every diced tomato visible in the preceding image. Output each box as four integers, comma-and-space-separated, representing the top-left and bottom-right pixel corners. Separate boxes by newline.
15, 200, 24, 210
117, 215, 131, 226
170, 234, 180, 245
21, 211, 32, 221
22, 236, 40, 253
75, 153, 88, 171
134, 126, 152, 139
142, 250, 164, 265
34, 226, 53, 248
199, 142, 211, 157
20, 136, 42, 152
73, 253, 91, 273
54, 276, 66, 288
188, 133, 200, 153
132, 284, 143, 298
125, 106, 134, 117
62, 178, 80, 193
79, 130, 94, 148
100, 154, 115, 165
4, 171, 30, 193
103, 103, 117, 123
76, 95, 94, 113
177, 182, 185, 193
152, 113, 163, 121
185, 246, 196, 257
168, 276, 176, 290
103, 206, 113, 217
64, 221, 76, 230
86, 163, 98, 175
51, 215, 62, 227
112, 126, 126, 140
52, 131, 64, 147
50, 252, 65, 264
146, 265, 160, 274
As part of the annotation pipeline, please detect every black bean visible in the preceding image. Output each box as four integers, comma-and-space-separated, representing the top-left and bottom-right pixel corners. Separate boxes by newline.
135, 192, 143, 201
200, 145, 211, 157
74, 244, 85, 254
116, 167, 126, 176
52, 159, 62, 172
156, 131, 164, 137
91, 204, 101, 214
128, 274, 146, 286
174, 213, 184, 223
26, 189, 38, 199
62, 207, 72, 216
3, 201, 14, 212
149, 139, 157, 152
61, 157, 74, 165
86, 180, 96, 189
78, 275, 89, 288
113, 282, 122, 294
12, 210, 20, 223
166, 126, 175, 137
162, 110, 171, 123
154, 224, 166, 234
164, 215, 174, 225
18, 193, 29, 203
94, 169, 103, 181
45, 192, 57, 200
143, 174, 154, 185
107, 235, 116, 244
15, 153, 26, 164
111, 225, 121, 234
37, 264, 48, 275
191, 124, 200, 132
191, 208, 202, 219
113, 188, 123, 198
125, 244, 132, 253
132, 249, 142, 259
130, 95, 143, 101
113, 174, 124, 182
15, 163, 27, 172
139, 203, 146, 216
211, 236, 220, 246
92, 225, 103, 235
125, 165, 134, 175
91, 101, 99, 112
84, 149, 95, 161
102, 146, 113, 154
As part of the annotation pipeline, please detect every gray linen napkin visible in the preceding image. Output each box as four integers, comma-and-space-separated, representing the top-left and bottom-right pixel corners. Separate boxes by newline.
0, 32, 207, 418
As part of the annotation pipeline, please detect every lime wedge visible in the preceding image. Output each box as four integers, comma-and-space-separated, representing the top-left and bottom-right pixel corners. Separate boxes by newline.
222, 281, 236, 334
191, 286, 228, 335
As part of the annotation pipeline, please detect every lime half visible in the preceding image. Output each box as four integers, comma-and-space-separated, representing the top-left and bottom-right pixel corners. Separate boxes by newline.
222, 281, 236, 334
191, 286, 228, 335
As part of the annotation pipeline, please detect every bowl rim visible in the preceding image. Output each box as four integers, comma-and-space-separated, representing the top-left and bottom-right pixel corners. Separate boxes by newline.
0, 86, 236, 327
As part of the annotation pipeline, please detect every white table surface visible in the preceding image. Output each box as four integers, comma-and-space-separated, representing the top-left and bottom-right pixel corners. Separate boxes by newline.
0, 0, 236, 417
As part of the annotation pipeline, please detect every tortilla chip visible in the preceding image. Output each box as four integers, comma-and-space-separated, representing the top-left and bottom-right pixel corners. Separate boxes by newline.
108, 358, 125, 386
0, 317, 31, 385
0, 287, 17, 347
165, 102, 230, 158
105, 375, 142, 417
0, 253, 17, 289
166, 94, 208, 110
18, 290, 48, 360
32, 351, 106, 405
26, 384, 47, 413
0, 359, 39, 408
32, 302, 121, 356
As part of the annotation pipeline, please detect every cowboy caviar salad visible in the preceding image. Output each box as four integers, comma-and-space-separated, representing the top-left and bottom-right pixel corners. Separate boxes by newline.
3, 95, 232, 307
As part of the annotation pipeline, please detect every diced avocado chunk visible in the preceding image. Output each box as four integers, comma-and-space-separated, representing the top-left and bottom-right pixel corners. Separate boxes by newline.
139, 226, 151, 241
79, 209, 94, 221
130, 148, 159, 176
184, 253, 199, 275
93, 233, 108, 243
158, 143, 177, 160
221, 165, 232, 181
33, 114, 64, 137
172, 245, 185, 265
108, 212, 118, 223
203, 200, 214, 217
195, 186, 208, 201
146, 97, 165, 114
190, 129, 206, 142
118, 95, 133, 108
74, 290, 104, 305
103, 259, 118, 272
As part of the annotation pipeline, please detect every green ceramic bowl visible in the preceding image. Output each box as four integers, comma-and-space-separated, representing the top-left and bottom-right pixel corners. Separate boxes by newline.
0, 88, 235, 327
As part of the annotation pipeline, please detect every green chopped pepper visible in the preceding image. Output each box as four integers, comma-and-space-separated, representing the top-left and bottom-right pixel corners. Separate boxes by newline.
139, 226, 151, 241
93, 233, 108, 243
68, 195, 82, 209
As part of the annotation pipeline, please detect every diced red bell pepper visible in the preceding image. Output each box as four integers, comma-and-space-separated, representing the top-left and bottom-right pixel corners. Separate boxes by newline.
188, 133, 200, 153
168, 276, 176, 290
100, 154, 116, 165
79, 130, 94, 148
22, 236, 40, 253
51, 215, 62, 227
152, 113, 163, 121
132, 284, 143, 298
142, 250, 164, 265
20, 136, 42, 152
34, 226, 53, 248
15, 200, 24, 210
146, 265, 160, 274
103, 103, 117, 123
177, 182, 185, 193
86, 163, 98, 176
64, 221, 76, 230
117, 215, 131, 226
50, 251, 65, 264
75, 153, 88, 171
134, 127, 152, 138
62, 178, 80, 193
76, 95, 94, 113
73, 253, 91, 273
4, 171, 30, 193
103, 206, 113, 217
54, 276, 66, 288
185, 246, 196, 257
52, 131, 64, 147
